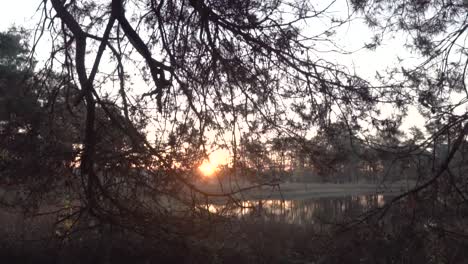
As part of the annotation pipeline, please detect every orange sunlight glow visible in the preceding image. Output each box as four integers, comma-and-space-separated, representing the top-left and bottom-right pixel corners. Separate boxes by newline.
199, 161, 216, 177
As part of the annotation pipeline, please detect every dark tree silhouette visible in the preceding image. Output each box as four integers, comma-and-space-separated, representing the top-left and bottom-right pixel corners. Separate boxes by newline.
349, 0, 468, 213
27, 0, 388, 239
3, 0, 468, 262
0, 29, 75, 202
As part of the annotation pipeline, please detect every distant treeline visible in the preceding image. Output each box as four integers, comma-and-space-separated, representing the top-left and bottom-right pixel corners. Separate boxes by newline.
220, 126, 468, 184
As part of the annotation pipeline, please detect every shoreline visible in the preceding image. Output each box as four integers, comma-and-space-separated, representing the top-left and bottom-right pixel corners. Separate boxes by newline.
197, 181, 415, 202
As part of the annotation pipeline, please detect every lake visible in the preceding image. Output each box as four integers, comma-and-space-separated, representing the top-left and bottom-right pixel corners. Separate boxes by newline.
206, 194, 387, 225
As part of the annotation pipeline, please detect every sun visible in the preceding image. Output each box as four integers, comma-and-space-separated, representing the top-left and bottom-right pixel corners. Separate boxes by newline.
199, 161, 216, 177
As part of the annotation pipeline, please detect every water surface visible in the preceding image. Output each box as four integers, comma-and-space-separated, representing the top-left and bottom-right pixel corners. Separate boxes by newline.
207, 194, 387, 225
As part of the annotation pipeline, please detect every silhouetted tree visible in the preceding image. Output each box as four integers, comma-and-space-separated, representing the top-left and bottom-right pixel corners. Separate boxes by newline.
29, 0, 388, 240
0, 29, 75, 203
4, 0, 467, 262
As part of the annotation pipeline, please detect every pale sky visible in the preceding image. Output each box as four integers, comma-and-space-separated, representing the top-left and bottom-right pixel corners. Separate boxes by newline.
0, 0, 429, 168
0, 1, 40, 31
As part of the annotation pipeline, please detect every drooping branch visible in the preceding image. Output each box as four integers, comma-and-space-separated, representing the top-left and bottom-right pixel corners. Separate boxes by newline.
112, 0, 172, 111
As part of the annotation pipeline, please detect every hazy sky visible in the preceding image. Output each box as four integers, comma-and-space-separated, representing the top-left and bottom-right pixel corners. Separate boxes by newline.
0, 0, 429, 167
0, 1, 40, 31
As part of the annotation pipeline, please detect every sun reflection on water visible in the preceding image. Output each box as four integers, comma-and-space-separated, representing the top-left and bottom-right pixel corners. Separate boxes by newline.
203, 194, 388, 225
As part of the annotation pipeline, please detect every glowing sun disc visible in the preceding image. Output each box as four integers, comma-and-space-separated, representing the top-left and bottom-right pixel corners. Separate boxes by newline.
199, 161, 216, 176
